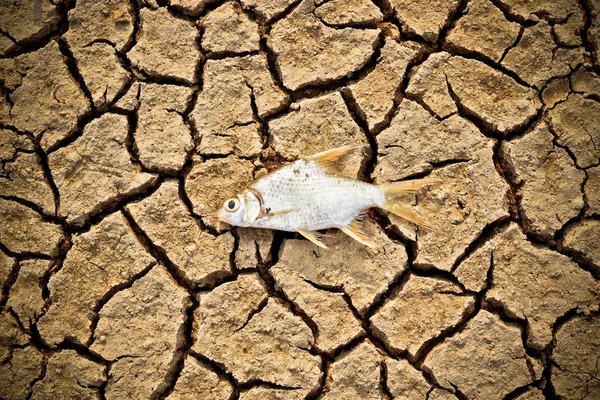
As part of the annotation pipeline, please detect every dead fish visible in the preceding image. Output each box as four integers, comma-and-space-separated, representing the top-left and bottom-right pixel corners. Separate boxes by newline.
217, 145, 435, 248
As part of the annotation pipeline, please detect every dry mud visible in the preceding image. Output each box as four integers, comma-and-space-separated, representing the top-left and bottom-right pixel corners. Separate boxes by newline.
1, 0, 600, 399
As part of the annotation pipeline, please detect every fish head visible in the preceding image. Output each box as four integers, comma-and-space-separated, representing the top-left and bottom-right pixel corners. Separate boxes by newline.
218, 190, 263, 227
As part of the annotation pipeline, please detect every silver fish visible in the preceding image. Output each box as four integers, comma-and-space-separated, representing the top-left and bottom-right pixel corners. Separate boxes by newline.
217, 145, 434, 248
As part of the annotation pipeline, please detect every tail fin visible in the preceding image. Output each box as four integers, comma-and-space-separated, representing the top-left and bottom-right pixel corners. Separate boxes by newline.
380, 178, 438, 230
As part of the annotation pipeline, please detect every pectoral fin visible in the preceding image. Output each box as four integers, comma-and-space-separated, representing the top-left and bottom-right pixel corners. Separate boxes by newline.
298, 229, 328, 249
341, 219, 378, 248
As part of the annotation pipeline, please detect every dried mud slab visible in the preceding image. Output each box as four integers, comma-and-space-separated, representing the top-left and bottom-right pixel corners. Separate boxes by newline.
375, 100, 509, 270
268, 91, 368, 177
321, 341, 382, 400
385, 358, 431, 398
90, 265, 190, 399
500, 124, 585, 239
0, 0, 59, 54
271, 263, 364, 353
484, 224, 599, 349
201, 2, 260, 54
170, 0, 218, 16
269, 0, 379, 90
496, 0, 581, 22
424, 310, 532, 399
0, 250, 14, 295
167, 356, 233, 399
0, 313, 44, 400
49, 113, 158, 226
589, 0, 600, 67
239, 387, 305, 400
192, 56, 287, 156
502, 21, 584, 88
6, 259, 49, 327
548, 94, 600, 169
134, 84, 194, 174
0, 199, 63, 256
185, 155, 255, 230
127, 180, 234, 286
344, 38, 416, 132
38, 212, 154, 346
371, 276, 475, 360
277, 219, 408, 314
571, 68, 600, 98
235, 227, 274, 269
129, 7, 200, 83
445, 0, 520, 62
193, 274, 321, 396
30, 350, 106, 400
389, 0, 460, 42
239, 0, 297, 21
6, 41, 90, 151
64, 0, 133, 50
0, 130, 54, 215
314, 0, 383, 26
586, 166, 600, 216
552, 314, 600, 399
560, 219, 600, 274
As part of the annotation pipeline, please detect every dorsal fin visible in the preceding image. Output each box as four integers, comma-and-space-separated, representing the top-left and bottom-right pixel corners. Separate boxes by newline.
304, 145, 367, 177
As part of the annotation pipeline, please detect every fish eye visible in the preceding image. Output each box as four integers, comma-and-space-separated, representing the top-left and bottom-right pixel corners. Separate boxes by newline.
224, 198, 239, 212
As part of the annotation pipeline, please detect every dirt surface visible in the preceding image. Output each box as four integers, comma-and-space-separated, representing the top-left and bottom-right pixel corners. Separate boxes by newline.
1, 0, 599, 399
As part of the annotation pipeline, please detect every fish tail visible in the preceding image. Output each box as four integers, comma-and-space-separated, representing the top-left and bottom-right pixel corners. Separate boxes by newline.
380, 178, 438, 230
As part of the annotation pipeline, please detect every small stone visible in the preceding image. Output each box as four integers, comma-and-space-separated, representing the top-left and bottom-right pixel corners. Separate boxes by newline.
314, 0, 383, 26
541, 77, 570, 108
405, 52, 457, 119
446, 0, 521, 62
167, 356, 233, 399
0, 131, 54, 215
170, 0, 217, 16
37, 212, 154, 346
500, 124, 585, 238
201, 2, 260, 54
548, 94, 600, 169
552, 314, 600, 399
239, 0, 297, 21
235, 227, 274, 269
268, 92, 368, 178
553, 9, 584, 47
49, 113, 158, 226
561, 219, 600, 274
90, 266, 190, 399
445, 56, 541, 135
0, 0, 59, 49
64, 0, 133, 50
496, 0, 580, 22
8, 41, 90, 151
269, 0, 379, 90
586, 166, 600, 215
486, 224, 600, 349
71, 43, 131, 108
322, 341, 382, 400
129, 7, 200, 83
7, 259, 49, 326
127, 181, 234, 286
389, 0, 461, 42
424, 310, 532, 399
375, 100, 509, 270
277, 219, 408, 313
371, 276, 475, 359
0, 199, 63, 256
31, 350, 105, 400
0, 345, 45, 400
193, 274, 321, 395
135, 83, 194, 173
185, 155, 255, 230
503, 21, 583, 88
385, 358, 431, 399
570, 67, 600, 98
345, 38, 416, 132
271, 263, 364, 353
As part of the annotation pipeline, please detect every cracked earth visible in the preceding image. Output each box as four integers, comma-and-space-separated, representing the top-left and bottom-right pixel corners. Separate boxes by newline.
1, 0, 600, 399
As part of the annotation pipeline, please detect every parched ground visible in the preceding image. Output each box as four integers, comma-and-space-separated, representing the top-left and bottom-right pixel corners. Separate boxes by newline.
1, 0, 600, 399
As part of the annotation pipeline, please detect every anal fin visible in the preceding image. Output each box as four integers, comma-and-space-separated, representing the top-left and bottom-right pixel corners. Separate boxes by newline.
298, 229, 328, 249
341, 219, 378, 248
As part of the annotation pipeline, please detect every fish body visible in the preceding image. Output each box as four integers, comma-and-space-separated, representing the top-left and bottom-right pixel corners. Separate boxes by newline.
218, 146, 434, 248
